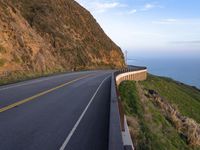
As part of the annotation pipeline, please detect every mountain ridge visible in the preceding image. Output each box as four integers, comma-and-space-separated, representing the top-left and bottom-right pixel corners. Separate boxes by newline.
0, 0, 125, 75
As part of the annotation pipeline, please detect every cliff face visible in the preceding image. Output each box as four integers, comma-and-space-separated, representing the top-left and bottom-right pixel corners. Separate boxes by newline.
0, 0, 125, 74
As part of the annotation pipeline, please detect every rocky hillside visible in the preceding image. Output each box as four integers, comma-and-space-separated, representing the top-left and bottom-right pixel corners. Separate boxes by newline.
0, 0, 125, 75
119, 75, 200, 150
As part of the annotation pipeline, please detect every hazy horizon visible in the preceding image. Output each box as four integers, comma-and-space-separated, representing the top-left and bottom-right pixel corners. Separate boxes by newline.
76, 0, 200, 59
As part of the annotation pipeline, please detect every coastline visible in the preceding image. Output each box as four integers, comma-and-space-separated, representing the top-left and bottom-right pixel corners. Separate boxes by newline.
129, 57, 200, 89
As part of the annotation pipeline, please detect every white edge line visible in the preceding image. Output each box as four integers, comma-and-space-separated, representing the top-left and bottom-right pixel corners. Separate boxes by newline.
59, 75, 110, 150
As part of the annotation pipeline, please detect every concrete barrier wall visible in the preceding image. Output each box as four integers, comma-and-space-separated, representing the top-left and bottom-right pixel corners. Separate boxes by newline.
109, 67, 147, 150
109, 74, 124, 150
116, 69, 147, 86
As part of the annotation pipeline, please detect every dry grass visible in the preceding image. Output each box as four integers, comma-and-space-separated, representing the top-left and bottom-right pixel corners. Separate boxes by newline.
127, 116, 140, 146
145, 88, 200, 147
119, 81, 191, 150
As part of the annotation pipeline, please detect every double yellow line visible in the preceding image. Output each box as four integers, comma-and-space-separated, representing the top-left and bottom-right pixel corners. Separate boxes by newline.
0, 74, 93, 113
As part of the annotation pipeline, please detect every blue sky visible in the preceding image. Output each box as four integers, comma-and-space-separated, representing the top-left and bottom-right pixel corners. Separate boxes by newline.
76, 0, 200, 58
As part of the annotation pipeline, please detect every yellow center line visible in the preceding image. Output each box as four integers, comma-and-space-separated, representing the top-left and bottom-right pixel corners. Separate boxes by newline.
0, 74, 94, 113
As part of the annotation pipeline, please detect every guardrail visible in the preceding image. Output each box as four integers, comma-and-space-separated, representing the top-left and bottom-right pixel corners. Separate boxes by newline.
109, 66, 147, 150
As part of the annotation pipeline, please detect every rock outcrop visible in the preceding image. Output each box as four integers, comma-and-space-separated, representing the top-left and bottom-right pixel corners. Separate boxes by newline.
0, 0, 125, 75
145, 89, 200, 146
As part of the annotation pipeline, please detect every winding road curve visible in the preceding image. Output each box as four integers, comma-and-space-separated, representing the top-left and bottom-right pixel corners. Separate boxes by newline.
0, 71, 112, 150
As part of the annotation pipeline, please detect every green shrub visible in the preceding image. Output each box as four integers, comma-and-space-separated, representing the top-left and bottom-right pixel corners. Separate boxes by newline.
119, 81, 196, 150
119, 81, 142, 116
141, 74, 200, 123
0, 58, 6, 67
0, 45, 6, 53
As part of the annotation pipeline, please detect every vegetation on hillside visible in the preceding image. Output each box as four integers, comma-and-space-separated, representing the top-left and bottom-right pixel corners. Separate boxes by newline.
0, 44, 6, 53
0, 0, 124, 82
119, 76, 200, 150
142, 74, 200, 123
0, 69, 64, 86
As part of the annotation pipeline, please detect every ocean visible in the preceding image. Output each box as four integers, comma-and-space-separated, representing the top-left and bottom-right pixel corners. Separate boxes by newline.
129, 58, 200, 89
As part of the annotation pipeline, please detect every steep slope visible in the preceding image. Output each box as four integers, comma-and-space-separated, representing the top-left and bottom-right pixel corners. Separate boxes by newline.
0, 0, 125, 76
0, 1, 59, 73
119, 75, 200, 150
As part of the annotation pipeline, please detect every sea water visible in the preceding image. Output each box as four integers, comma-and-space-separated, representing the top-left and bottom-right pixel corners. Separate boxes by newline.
129, 58, 200, 89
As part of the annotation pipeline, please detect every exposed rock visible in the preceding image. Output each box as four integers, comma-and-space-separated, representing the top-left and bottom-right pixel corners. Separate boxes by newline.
0, 0, 125, 75
145, 89, 200, 146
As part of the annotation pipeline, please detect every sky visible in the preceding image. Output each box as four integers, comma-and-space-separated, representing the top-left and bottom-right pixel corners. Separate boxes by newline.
75, 0, 200, 59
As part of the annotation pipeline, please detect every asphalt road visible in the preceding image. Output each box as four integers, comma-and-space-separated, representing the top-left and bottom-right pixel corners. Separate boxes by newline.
0, 70, 112, 150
